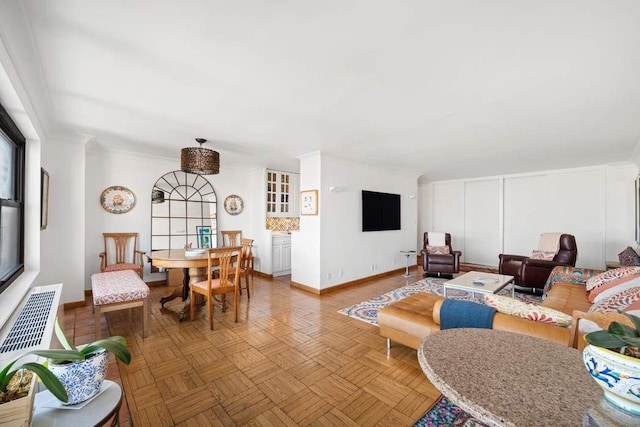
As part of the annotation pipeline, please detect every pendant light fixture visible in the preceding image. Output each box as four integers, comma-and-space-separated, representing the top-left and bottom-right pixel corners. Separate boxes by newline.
151, 189, 165, 203
180, 138, 220, 175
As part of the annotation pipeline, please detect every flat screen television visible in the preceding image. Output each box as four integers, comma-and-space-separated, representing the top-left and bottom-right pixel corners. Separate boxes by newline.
362, 190, 401, 232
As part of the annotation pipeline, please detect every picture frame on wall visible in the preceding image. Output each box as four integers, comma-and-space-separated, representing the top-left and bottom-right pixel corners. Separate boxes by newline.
41, 168, 49, 230
300, 189, 318, 215
197, 225, 212, 248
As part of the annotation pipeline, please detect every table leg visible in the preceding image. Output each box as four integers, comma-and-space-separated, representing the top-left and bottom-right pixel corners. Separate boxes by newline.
160, 267, 190, 307
511, 281, 515, 298
402, 254, 413, 278
177, 267, 206, 322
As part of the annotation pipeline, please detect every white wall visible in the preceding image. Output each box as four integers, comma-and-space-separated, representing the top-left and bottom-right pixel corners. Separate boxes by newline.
292, 153, 418, 290
0, 27, 44, 327
33, 139, 86, 304
291, 152, 322, 288
419, 163, 638, 270
84, 148, 263, 291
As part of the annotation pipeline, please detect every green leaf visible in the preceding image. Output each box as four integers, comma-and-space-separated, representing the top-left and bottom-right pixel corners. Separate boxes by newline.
608, 322, 638, 337
619, 336, 640, 347
585, 330, 627, 348
622, 311, 640, 333
30, 349, 84, 362
20, 362, 68, 403
86, 337, 131, 364
0, 359, 18, 390
54, 319, 75, 350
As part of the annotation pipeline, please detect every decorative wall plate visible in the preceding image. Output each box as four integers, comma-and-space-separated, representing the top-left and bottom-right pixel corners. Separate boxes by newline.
224, 194, 244, 216
100, 186, 136, 214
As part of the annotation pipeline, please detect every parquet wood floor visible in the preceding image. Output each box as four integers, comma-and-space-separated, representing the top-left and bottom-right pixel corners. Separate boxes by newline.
61, 266, 442, 426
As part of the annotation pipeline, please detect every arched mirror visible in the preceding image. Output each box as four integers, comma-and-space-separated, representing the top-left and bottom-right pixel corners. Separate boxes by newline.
151, 171, 217, 252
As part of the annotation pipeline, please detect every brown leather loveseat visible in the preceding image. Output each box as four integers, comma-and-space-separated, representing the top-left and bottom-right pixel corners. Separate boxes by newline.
499, 234, 578, 295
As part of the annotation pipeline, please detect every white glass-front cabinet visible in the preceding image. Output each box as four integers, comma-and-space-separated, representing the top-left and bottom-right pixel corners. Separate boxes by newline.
266, 170, 300, 217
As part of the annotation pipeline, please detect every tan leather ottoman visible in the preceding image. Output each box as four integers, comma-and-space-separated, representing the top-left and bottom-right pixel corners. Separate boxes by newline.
378, 292, 443, 350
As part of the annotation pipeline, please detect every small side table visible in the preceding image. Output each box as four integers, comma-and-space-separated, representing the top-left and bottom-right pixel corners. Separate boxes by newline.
32, 380, 123, 426
605, 261, 621, 270
400, 250, 416, 278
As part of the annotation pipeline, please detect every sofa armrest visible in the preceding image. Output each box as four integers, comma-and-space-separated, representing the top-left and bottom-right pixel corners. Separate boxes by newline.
499, 254, 527, 263
570, 310, 634, 350
521, 258, 564, 269
99, 252, 106, 271
452, 250, 461, 270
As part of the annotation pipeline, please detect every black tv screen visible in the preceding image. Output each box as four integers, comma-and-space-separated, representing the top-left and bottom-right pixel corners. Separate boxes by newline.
362, 190, 401, 231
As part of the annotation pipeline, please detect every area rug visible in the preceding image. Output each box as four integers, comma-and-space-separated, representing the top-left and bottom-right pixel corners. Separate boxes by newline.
338, 277, 542, 326
413, 395, 487, 427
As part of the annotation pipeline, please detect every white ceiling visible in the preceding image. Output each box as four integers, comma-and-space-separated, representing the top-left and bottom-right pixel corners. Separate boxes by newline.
12, 0, 640, 180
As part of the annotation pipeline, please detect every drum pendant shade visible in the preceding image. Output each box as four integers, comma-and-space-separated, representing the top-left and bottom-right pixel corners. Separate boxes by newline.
181, 138, 220, 175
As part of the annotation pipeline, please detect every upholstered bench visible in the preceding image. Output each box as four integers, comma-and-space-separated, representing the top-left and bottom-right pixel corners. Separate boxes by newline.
91, 269, 150, 339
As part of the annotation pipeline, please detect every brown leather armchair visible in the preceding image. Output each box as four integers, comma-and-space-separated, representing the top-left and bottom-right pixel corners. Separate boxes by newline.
499, 234, 577, 295
421, 232, 461, 278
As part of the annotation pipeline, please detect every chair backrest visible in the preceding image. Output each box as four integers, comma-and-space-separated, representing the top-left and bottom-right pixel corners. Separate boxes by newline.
207, 246, 241, 290
423, 232, 453, 253
554, 234, 577, 266
221, 230, 242, 247
103, 233, 139, 266
239, 238, 254, 269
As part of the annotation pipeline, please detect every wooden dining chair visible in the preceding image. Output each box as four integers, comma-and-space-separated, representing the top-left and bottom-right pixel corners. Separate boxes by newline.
100, 232, 145, 278
236, 238, 255, 298
189, 246, 242, 330
221, 230, 242, 247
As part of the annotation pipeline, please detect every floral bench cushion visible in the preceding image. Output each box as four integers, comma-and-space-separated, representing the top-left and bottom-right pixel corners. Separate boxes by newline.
91, 270, 149, 306
543, 266, 603, 299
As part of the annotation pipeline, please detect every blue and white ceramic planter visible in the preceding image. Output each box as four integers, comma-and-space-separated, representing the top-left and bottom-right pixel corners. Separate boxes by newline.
583, 344, 640, 415
49, 349, 108, 405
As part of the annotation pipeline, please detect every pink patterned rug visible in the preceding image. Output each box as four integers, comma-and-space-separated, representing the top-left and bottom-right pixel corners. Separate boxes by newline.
338, 277, 542, 326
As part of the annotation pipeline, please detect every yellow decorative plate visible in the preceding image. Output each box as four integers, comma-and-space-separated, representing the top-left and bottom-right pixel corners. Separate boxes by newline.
100, 186, 136, 214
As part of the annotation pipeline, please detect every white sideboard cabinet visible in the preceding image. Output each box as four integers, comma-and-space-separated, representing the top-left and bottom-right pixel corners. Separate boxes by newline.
272, 234, 291, 276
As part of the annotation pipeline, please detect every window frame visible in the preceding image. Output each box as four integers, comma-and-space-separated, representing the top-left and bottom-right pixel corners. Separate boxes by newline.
0, 100, 25, 293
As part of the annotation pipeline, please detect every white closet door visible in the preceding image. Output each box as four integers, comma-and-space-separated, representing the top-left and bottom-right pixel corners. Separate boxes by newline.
432, 182, 465, 258
465, 179, 500, 266
504, 169, 605, 268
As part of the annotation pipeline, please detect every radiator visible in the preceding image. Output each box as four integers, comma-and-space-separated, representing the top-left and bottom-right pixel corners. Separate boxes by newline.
0, 283, 62, 363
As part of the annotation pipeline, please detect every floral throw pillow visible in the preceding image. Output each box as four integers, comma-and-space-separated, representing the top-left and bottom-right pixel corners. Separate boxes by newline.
484, 294, 573, 327
618, 246, 640, 266
585, 266, 640, 291
530, 250, 555, 261
588, 287, 640, 314
426, 245, 450, 255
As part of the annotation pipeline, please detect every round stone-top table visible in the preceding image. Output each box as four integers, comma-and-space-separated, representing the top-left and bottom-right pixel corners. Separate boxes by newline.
418, 328, 602, 426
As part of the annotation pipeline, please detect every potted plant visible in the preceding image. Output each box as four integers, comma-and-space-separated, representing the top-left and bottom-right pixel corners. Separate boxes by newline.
583, 311, 640, 415
0, 318, 131, 422
0, 347, 78, 426
44, 320, 131, 405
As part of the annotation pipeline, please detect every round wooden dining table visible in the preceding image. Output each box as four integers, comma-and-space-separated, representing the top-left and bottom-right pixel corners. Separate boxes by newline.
147, 249, 216, 321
